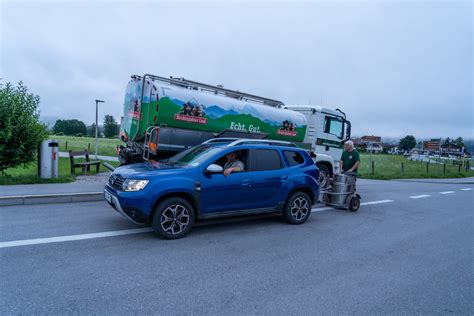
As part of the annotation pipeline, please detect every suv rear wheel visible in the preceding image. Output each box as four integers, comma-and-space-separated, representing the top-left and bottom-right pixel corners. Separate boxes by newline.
152, 197, 195, 239
283, 191, 312, 224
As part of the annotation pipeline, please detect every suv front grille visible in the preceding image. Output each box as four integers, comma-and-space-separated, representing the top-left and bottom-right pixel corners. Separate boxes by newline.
109, 174, 124, 191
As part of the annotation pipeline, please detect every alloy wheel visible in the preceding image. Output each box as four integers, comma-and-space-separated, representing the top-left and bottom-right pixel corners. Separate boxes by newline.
160, 204, 190, 235
290, 197, 310, 221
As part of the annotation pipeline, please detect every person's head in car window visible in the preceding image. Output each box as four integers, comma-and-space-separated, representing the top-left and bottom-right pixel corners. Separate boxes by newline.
223, 152, 245, 176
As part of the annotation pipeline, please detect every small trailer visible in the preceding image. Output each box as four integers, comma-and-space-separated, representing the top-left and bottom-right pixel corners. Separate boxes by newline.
320, 173, 361, 211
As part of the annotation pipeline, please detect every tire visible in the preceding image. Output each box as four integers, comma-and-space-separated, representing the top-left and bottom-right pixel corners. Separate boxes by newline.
317, 164, 331, 189
349, 196, 360, 212
152, 197, 195, 239
283, 191, 312, 225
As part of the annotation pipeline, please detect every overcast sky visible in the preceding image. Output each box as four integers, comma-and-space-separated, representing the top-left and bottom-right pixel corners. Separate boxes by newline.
1, 0, 472, 139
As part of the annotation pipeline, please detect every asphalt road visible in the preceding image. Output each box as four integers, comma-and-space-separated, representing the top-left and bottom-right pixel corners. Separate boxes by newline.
1, 180, 473, 314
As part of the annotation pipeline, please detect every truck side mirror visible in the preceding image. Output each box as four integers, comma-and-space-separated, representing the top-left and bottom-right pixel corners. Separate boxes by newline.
346, 122, 352, 140
205, 164, 224, 174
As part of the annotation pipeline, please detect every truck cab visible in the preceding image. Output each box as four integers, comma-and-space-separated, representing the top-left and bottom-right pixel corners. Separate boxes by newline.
284, 105, 351, 187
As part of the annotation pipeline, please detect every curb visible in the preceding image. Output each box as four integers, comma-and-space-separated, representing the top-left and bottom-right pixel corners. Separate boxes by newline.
0, 192, 103, 207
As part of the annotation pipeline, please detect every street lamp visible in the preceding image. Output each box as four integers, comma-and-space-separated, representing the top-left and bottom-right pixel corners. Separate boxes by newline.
95, 99, 105, 159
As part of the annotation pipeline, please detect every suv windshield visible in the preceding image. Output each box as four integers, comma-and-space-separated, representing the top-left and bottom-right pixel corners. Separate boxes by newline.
164, 144, 224, 166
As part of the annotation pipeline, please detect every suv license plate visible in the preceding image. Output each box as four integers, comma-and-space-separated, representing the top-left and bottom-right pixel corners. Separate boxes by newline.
104, 191, 112, 203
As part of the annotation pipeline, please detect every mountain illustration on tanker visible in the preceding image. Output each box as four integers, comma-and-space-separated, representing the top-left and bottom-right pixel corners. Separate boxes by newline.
157, 96, 304, 138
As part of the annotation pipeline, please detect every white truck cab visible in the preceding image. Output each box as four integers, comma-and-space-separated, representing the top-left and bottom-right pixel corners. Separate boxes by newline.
284, 105, 352, 187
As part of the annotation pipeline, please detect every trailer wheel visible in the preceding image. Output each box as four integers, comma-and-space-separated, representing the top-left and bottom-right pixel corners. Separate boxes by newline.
317, 164, 330, 189
349, 196, 360, 212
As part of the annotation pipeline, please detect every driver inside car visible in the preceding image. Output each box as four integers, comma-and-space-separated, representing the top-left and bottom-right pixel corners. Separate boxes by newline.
223, 152, 245, 176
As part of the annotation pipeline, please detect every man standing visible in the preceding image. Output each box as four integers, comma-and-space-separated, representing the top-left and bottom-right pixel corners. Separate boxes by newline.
339, 140, 360, 174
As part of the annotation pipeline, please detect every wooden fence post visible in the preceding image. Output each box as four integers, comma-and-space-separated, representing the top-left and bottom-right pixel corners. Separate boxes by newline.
401, 162, 404, 174
371, 161, 375, 175
458, 164, 461, 173
88, 143, 91, 151
443, 163, 446, 174
65, 141, 68, 151
426, 162, 429, 174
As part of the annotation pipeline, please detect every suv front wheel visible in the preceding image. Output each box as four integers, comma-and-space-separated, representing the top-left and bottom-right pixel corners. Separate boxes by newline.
283, 192, 312, 224
152, 197, 195, 239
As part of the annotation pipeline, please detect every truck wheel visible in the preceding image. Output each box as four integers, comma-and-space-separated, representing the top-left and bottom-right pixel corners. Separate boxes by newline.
317, 164, 330, 189
152, 197, 195, 239
283, 192, 312, 225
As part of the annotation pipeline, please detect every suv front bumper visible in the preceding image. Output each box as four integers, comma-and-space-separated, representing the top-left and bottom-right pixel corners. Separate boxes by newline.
104, 186, 150, 224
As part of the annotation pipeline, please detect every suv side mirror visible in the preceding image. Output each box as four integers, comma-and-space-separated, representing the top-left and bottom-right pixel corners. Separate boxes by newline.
205, 164, 223, 174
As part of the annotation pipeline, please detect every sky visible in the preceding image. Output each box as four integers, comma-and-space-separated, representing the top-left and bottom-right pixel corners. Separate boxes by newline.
1, 0, 472, 139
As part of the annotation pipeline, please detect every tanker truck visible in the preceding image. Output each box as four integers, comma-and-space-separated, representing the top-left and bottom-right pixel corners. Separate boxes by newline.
117, 74, 351, 186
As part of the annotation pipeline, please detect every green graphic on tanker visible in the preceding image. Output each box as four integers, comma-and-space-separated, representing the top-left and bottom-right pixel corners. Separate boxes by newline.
156, 97, 307, 142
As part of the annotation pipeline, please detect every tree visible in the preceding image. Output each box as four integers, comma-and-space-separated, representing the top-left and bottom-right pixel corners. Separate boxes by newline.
103, 114, 119, 138
0, 81, 47, 174
455, 137, 464, 148
87, 123, 96, 137
53, 119, 87, 136
399, 135, 416, 151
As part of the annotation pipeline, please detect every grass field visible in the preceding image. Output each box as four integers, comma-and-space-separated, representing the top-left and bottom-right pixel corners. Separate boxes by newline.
4, 136, 472, 185
0, 157, 119, 185
358, 153, 474, 180
53, 135, 122, 156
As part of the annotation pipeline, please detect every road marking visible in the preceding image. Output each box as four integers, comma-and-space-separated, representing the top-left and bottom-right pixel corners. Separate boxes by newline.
311, 199, 394, 212
461, 188, 472, 191
312, 207, 333, 212
2, 199, 395, 249
439, 191, 455, 195
409, 195, 430, 199
0, 228, 153, 249
361, 200, 394, 205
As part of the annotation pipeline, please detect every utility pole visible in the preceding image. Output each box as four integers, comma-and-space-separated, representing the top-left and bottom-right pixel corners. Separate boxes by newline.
95, 99, 105, 159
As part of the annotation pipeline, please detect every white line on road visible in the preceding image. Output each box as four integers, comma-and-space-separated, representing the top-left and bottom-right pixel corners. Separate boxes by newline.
0, 228, 153, 249
311, 199, 394, 212
439, 191, 455, 195
311, 207, 333, 212
409, 195, 430, 199
361, 200, 394, 206
461, 188, 472, 191
2, 199, 395, 249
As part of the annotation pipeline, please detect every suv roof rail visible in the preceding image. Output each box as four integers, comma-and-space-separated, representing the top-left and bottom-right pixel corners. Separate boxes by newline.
227, 139, 297, 147
202, 138, 240, 145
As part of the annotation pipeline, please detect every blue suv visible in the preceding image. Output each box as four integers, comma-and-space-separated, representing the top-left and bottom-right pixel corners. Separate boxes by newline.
104, 139, 320, 239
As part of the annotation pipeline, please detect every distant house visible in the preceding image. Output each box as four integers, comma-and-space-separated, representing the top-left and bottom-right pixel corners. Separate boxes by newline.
361, 135, 381, 143
354, 135, 384, 153
440, 143, 463, 156
422, 138, 441, 152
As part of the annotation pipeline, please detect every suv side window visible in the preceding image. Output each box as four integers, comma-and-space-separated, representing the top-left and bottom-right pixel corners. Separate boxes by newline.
254, 149, 282, 171
212, 150, 248, 172
284, 150, 305, 166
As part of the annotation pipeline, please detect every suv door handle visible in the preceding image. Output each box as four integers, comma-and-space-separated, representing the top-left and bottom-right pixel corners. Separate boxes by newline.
281, 175, 288, 180
241, 179, 251, 186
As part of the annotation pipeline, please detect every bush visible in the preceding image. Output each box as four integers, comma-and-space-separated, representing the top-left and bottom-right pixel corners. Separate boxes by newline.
0, 81, 47, 174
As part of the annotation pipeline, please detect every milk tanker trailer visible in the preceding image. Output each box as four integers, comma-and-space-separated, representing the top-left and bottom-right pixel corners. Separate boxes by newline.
118, 74, 307, 162
117, 74, 351, 186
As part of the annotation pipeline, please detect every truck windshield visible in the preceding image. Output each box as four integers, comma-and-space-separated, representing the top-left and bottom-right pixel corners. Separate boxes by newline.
165, 144, 223, 166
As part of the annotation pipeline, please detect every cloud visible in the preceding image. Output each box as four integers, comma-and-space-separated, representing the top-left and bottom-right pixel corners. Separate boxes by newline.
1, 0, 472, 138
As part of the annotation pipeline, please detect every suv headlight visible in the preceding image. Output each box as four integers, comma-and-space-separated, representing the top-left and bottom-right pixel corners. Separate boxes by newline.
122, 179, 149, 191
